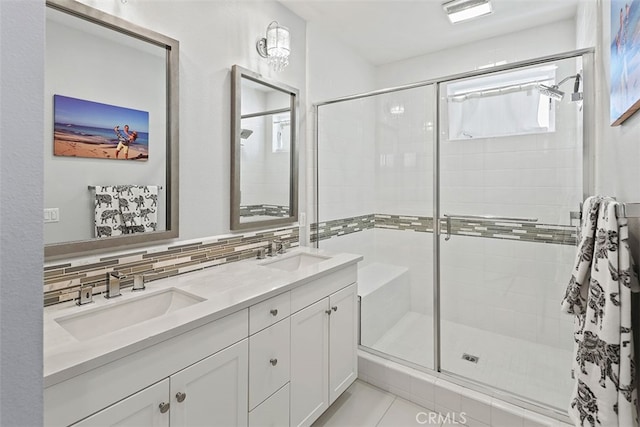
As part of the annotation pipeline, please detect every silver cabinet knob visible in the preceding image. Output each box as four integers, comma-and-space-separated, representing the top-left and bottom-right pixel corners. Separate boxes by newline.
325, 309, 332, 315
270, 309, 278, 316
176, 392, 187, 403
159, 402, 170, 414
332, 306, 338, 312
270, 358, 278, 366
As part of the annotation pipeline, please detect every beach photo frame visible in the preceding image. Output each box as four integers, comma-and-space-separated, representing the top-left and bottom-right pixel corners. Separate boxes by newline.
53, 95, 149, 161
611, 0, 640, 125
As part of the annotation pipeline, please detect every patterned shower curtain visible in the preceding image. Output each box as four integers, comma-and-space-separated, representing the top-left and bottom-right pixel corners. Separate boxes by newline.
562, 196, 639, 427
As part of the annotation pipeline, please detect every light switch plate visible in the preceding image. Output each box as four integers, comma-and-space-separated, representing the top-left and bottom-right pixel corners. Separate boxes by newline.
44, 208, 60, 223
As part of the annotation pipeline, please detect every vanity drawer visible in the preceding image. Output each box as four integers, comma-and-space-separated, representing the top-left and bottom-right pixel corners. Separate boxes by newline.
249, 291, 290, 335
291, 264, 357, 313
249, 317, 290, 410
249, 383, 290, 427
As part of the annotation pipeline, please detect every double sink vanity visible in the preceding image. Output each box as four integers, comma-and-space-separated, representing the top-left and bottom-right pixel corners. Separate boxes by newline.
44, 248, 362, 426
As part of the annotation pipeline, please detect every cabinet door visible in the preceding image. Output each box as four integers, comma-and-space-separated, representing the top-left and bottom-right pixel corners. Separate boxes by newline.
170, 339, 248, 427
329, 283, 358, 404
290, 298, 330, 427
73, 379, 169, 427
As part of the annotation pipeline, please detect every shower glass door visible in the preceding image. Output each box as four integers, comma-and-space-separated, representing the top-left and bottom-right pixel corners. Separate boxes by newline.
438, 56, 583, 409
316, 84, 436, 370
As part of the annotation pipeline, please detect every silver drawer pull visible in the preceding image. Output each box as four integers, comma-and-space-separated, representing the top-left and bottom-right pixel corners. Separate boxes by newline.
270, 309, 278, 316
176, 392, 186, 403
159, 402, 170, 414
270, 358, 278, 366
332, 306, 338, 312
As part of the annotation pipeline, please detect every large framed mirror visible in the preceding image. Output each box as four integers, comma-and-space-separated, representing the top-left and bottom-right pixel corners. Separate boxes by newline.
231, 65, 299, 230
44, 0, 179, 259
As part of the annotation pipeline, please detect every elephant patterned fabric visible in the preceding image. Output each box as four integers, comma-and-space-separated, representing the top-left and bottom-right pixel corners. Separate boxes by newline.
94, 185, 158, 237
562, 196, 639, 427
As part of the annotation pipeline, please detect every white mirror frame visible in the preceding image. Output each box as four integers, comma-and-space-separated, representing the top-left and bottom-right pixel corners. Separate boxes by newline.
45, 0, 179, 259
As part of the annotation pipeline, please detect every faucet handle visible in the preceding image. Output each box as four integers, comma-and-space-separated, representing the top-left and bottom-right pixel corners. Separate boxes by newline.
77, 284, 94, 305
131, 274, 146, 292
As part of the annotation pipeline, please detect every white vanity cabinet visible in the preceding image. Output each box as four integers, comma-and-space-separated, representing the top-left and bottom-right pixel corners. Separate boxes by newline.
45, 251, 361, 427
290, 268, 358, 427
74, 340, 248, 427
74, 379, 170, 427
170, 340, 248, 426
45, 310, 249, 427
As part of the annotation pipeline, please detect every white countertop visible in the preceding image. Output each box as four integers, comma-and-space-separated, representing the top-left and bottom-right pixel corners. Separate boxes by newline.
44, 247, 362, 388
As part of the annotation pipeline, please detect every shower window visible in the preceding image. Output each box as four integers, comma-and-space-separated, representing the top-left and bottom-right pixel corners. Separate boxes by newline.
272, 113, 291, 153
446, 65, 557, 140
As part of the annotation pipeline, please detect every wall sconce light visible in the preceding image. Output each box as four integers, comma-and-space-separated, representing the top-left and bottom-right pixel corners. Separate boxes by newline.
256, 21, 291, 72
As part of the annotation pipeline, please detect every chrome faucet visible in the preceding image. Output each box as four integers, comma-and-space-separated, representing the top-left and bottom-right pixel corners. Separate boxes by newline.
105, 271, 125, 298
269, 239, 285, 256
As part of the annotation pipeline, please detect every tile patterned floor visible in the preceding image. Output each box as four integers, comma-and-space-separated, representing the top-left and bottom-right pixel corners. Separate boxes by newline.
313, 379, 574, 427
313, 380, 446, 427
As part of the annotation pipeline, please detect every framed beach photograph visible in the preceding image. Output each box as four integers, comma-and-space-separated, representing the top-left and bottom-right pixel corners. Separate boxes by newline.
53, 95, 149, 160
611, 0, 640, 126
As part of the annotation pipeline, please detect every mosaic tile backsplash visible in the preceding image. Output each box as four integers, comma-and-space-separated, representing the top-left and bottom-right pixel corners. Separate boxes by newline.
239, 204, 290, 218
312, 214, 577, 246
44, 227, 299, 307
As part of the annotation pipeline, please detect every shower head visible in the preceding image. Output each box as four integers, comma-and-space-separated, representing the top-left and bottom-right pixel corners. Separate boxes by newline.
240, 129, 253, 139
538, 84, 564, 101
538, 73, 583, 102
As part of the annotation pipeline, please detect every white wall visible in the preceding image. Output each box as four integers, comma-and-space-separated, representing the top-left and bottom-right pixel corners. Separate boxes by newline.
375, 85, 435, 217
377, 19, 577, 88
577, 0, 640, 259
307, 22, 377, 229
0, 0, 44, 424
74, 0, 307, 242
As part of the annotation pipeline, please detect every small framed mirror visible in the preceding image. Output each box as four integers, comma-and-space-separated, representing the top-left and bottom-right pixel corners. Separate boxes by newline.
44, 0, 179, 258
231, 65, 299, 230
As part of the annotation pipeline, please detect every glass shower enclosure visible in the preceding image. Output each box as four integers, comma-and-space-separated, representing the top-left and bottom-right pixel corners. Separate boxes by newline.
313, 49, 594, 413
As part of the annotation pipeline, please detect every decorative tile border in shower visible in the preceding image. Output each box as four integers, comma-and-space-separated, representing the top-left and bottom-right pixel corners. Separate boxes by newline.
446, 217, 577, 246
310, 214, 375, 241
311, 214, 577, 246
43, 227, 299, 307
374, 214, 435, 232
239, 204, 290, 218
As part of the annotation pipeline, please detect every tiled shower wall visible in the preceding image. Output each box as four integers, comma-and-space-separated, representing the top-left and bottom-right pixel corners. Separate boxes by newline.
315, 57, 582, 352
44, 227, 299, 306
314, 218, 576, 350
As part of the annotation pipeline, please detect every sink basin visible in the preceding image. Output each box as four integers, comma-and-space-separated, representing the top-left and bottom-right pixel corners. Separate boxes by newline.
261, 252, 330, 271
55, 288, 205, 341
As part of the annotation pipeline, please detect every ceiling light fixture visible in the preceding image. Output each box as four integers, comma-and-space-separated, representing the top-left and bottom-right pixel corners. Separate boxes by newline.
256, 21, 291, 72
442, 0, 493, 24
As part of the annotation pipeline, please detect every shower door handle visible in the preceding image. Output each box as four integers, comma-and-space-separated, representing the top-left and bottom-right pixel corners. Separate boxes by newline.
444, 216, 452, 241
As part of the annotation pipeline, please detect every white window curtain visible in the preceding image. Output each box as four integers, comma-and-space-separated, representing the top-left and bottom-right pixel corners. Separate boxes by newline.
447, 66, 557, 140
